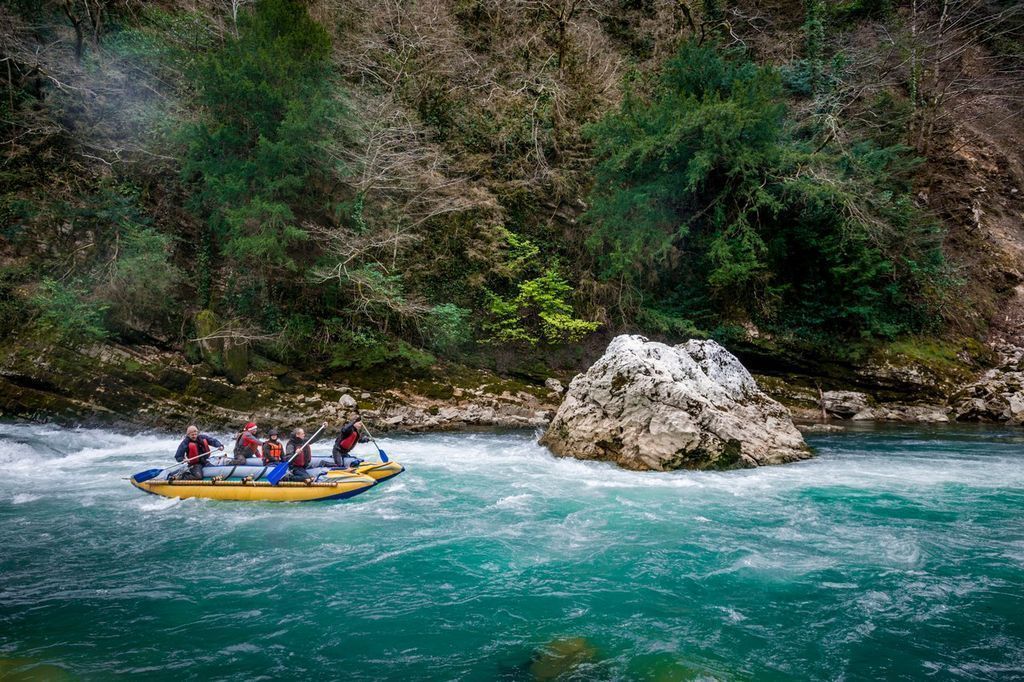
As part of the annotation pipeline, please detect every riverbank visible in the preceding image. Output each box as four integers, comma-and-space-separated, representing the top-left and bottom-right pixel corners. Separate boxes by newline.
0, 338, 561, 432
1, 336, 1020, 432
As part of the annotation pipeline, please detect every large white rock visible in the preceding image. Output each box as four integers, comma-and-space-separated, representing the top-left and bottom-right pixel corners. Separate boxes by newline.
539, 335, 811, 470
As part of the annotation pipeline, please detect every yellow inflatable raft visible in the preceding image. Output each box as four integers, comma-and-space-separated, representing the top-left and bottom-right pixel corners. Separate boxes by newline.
130, 472, 377, 502
341, 461, 405, 483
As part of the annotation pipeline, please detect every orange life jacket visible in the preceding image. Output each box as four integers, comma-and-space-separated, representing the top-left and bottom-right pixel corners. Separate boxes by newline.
263, 439, 284, 463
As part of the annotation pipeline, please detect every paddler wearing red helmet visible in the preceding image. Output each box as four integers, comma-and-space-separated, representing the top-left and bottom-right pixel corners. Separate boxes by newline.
230, 421, 263, 465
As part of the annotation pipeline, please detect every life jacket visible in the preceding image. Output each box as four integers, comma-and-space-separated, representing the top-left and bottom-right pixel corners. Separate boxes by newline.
263, 439, 284, 463
185, 437, 211, 464
336, 430, 359, 454
289, 440, 311, 468
234, 432, 260, 460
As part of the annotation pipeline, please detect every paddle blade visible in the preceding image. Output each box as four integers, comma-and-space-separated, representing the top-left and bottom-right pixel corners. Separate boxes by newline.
377, 447, 389, 463
267, 462, 289, 485
132, 469, 163, 483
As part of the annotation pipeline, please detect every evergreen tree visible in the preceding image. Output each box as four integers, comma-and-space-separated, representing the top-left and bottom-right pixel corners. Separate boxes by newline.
183, 0, 333, 302
585, 41, 945, 340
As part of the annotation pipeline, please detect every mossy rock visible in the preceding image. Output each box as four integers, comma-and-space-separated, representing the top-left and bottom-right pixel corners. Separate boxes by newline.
184, 339, 203, 365
223, 340, 249, 385
529, 637, 598, 681
157, 368, 192, 392
194, 310, 224, 371
249, 353, 290, 376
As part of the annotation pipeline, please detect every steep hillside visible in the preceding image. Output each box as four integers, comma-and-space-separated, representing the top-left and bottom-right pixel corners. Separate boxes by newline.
1, 0, 1022, 426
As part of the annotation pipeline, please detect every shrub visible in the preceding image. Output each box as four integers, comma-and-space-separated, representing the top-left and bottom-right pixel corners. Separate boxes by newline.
484, 268, 599, 346
424, 303, 473, 355
31, 279, 108, 346
99, 225, 184, 334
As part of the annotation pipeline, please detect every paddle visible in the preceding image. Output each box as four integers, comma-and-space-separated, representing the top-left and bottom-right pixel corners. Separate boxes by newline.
133, 446, 224, 483
361, 425, 390, 463
267, 424, 326, 485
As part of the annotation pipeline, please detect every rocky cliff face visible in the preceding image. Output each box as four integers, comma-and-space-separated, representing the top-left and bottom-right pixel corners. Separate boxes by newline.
540, 336, 811, 470
952, 345, 1024, 426
0, 339, 557, 432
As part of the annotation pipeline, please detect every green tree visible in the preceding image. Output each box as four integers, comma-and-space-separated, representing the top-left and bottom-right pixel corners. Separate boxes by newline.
484, 268, 599, 346
585, 41, 945, 340
182, 0, 334, 303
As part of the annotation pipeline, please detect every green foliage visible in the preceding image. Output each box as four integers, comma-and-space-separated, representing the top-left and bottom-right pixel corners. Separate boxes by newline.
423, 304, 473, 354
100, 225, 184, 334
182, 0, 334, 274
328, 328, 435, 374
702, 0, 724, 26
831, 0, 893, 24
484, 268, 599, 346
802, 0, 826, 91
501, 228, 542, 278
636, 304, 705, 339
585, 41, 946, 340
0, 268, 30, 338
31, 279, 109, 346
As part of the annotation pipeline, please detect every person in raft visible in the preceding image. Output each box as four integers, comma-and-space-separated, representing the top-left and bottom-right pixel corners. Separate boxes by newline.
284, 422, 327, 482
262, 427, 285, 465
172, 425, 224, 480
230, 422, 263, 465
331, 416, 366, 469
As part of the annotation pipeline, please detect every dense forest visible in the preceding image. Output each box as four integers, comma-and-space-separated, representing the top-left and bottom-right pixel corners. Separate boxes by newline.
2, 0, 1023, 387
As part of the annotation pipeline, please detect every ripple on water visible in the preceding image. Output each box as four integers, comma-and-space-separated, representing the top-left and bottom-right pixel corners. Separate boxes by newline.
0, 422, 1022, 680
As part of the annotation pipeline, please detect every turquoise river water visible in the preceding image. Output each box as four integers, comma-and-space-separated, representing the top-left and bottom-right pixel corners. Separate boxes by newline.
1, 422, 1023, 680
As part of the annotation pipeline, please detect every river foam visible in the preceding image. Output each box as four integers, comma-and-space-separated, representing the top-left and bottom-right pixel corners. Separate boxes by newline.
1, 421, 1022, 680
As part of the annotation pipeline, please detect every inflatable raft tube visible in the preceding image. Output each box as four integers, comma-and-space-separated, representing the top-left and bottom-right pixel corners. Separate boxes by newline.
329, 461, 404, 483
188, 457, 404, 484
130, 471, 377, 502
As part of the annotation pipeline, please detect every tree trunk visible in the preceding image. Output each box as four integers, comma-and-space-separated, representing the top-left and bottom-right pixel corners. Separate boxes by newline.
61, 1, 84, 63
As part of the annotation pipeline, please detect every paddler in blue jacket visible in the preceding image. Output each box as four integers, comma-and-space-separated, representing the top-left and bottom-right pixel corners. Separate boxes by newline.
172, 425, 224, 480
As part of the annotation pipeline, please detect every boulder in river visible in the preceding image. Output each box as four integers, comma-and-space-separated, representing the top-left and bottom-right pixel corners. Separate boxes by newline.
539, 335, 811, 470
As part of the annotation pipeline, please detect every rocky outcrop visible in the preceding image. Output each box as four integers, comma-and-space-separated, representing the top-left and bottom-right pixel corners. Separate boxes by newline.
755, 345, 1023, 426
821, 390, 872, 419
0, 338, 558, 432
820, 390, 950, 422
539, 335, 811, 470
193, 309, 249, 384
952, 345, 1024, 425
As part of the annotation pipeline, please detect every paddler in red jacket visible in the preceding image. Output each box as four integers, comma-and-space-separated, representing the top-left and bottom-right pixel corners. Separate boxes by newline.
172, 425, 224, 480
230, 421, 263, 465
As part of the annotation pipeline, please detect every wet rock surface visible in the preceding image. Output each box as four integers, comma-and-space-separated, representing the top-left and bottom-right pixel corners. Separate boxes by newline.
952, 345, 1024, 425
0, 339, 558, 433
2, 335, 1021, 433
539, 335, 811, 470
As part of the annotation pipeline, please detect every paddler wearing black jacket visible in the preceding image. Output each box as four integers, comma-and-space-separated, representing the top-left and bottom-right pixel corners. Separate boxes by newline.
262, 428, 285, 464
172, 425, 223, 481
331, 417, 366, 468
284, 422, 327, 482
